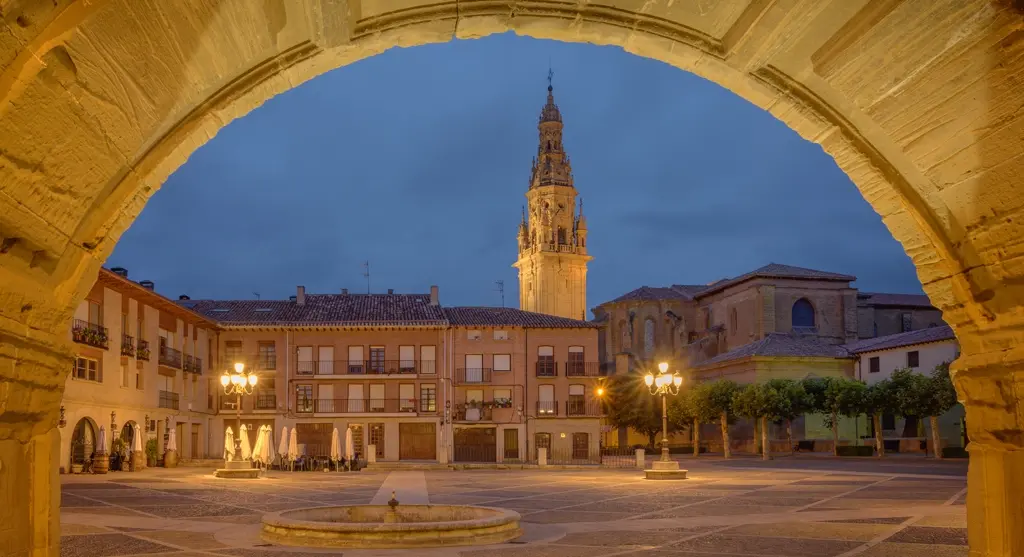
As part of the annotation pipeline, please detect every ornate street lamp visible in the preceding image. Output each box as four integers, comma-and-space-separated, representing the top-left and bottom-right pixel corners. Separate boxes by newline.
220, 362, 257, 461
643, 360, 684, 479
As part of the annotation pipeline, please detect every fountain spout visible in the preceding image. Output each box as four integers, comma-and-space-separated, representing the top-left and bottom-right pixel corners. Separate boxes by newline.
388, 490, 399, 510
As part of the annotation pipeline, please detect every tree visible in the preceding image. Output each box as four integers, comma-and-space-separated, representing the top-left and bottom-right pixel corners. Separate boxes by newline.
667, 390, 698, 456
765, 379, 809, 454
816, 377, 866, 456
863, 378, 899, 457
703, 380, 740, 458
678, 383, 724, 457
605, 372, 663, 447
899, 362, 959, 458
732, 383, 776, 460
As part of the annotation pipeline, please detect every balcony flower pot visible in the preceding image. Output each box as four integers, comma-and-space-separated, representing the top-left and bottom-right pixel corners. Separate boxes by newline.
145, 439, 158, 468
164, 449, 178, 468
70, 463, 84, 474
92, 453, 109, 474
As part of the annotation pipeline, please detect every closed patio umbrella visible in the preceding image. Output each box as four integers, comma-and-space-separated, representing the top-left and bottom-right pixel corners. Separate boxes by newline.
166, 424, 177, 452
288, 427, 299, 461
266, 425, 277, 464
239, 424, 251, 460
132, 424, 143, 453
97, 426, 107, 456
259, 426, 273, 466
224, 427, 235, 460
330, 428, 341, 469
345, 427, 354, 461
251, 425, 265, 465
278, 426, 289, 467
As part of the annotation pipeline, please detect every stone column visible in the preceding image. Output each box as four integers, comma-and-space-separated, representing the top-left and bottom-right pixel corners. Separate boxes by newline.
0, 325, 73, 557
954, 360, 1024, 557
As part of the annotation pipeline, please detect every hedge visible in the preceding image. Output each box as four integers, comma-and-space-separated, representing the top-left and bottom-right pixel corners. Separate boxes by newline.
836, 445, 874, 457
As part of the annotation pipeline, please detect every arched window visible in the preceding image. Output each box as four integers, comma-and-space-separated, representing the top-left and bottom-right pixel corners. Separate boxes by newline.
729, 307, 738, 333
557, 227, 566, 244
644, 318, 656, 356
791, 298, 815, 330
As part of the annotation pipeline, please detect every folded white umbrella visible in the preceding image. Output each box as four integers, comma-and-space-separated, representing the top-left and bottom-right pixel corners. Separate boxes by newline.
239, 424, 251, 460
278, 426, 289, 461
224, 427, 235, 460
288, 427, 299, 460
251, 425, 265, 464
260, 426, 273, 464
345, 427, 354, 461
132, 424, 143, 453
330, 428, 341, 463
97, 426, 107, 455
166, 422, 177, 452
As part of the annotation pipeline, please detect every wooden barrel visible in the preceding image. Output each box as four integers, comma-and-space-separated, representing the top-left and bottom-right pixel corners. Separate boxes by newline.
92, 454, 109, 474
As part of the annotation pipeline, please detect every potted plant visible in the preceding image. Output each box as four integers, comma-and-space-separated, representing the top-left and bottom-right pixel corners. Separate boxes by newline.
145, 438, 158, 467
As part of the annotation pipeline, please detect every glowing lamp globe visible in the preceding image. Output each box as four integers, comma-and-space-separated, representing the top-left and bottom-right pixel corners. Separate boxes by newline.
644, 374, 654, 387
658, 362, 669, 374
220, 374, 229, 387
234, 362, 245, 374
248, 374, 258, 386
673, 376, 683, 387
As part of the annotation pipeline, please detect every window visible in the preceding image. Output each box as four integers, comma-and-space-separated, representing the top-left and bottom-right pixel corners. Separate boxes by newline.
120, 363, 129, 388
493, 330, 508, 341
467, 330, 482, 341
296, 346, 314, 374
567, 384, 585, 415
296, 385, 313, 413
643, 318, 656, 356
399, 384, 415, 411
869, 357, 880, 373
493, 354, 511, 372
907, 350, 920, 368
369, 384, 385, 411
901, 313, 913, 333
88, 300, 102, 325
729, 308, 738, 332
225, 341, 243, 367
420, 345, 436, 374
347, 384, 365, 412
791, 298, 815, 330
137, 317, 145, 341
348, 346, 364, 374
257, 341, 276, 370
567, 346, 584, 376
420, 385, 436, 412
135, 365, 143, 390
464, 354, 483, 383
535, 432, 551, 459
466, 389, 483, 403
537, 346, 555, 376
399, 345, 415, 371
493, 388, 512, 408
538, 384, 555, 415
74, 357, 100, 382
557, 227, 566, 244
369, 346, 385, 373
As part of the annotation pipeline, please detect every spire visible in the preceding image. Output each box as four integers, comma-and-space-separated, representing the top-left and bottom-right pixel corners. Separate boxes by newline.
540, 68, 561, 124
531, 68, 571, 189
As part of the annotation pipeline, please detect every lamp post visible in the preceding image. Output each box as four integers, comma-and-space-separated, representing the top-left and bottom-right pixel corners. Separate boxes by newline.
220, 362, 257, 461
644, 362, 683, 464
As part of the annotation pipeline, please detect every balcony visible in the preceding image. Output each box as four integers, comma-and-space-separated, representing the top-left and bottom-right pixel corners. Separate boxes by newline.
294, 360, 430, 376
158, 390, 179, 410
183, 355, 203, 375
159, 345, 182, 369
219, 396, 239, 411
455, 367, 492, 384
296, 398, 433, 414
564, 361, 602, 377
72, 319, 109, 349
220, 356, 277, 372
120, 334, 135, 357
535, 361, 558, 377
137, 339, 151, 361
255, 393, 277, 410
536, 400, 558, 416
565, 398, 604, 417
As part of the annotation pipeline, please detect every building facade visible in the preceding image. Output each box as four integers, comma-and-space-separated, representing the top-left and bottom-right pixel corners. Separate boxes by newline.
514, 80, 591, 321
182, 286, 601, 464
60, 268, 219, 473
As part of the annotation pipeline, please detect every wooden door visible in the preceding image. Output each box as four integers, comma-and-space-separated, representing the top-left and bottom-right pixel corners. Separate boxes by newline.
399, 423, 436, 460
190, 424, 200, 459
454, 427, 496, 462
369, 423, 384, 458
503, 428, 519, 460
572, 432, 589, 459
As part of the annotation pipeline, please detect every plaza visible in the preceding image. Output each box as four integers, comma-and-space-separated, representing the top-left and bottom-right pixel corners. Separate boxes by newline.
60, 458, 968, 557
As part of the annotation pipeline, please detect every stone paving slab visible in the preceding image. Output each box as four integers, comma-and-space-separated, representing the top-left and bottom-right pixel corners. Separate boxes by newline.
59, 533, 176, 557
132, 531, 229, 550
667, 533, 862, 556
857, 542, 969, 556
726, 521, 892, 541
887, 526, 968, 545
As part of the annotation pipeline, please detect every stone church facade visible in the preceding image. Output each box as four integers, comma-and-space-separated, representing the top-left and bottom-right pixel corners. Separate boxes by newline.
513, 79, 591, 321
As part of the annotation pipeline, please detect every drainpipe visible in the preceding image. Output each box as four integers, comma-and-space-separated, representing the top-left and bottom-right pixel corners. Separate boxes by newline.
525, 328, 530, 461
286, 330, 291, 416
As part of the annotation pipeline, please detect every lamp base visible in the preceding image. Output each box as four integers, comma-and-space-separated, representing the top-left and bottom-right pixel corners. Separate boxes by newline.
644, 459, 688, 480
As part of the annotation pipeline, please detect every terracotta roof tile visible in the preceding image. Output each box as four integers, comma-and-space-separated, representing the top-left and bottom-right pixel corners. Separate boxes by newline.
698, 333, 852, 367
857, 292, 936, 309
695, 263, 856, 298
843, 325, 955, 354
443, 307, 597, 328
184, 294, 446, 327
606, 284, 707, 303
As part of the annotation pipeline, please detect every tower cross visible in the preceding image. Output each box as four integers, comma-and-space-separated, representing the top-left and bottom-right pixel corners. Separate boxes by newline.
547, 67, 553, 89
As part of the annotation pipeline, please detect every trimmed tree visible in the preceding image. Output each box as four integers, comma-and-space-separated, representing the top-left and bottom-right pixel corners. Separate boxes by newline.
900, 362, 958, 458
605, 372, 663, 447
704, 380, 740, 458
732, 383, 777, 460
668, 390, 698, 456
765, 379, 809, 454
821, 377, 867, 456
863, 378, 898, 457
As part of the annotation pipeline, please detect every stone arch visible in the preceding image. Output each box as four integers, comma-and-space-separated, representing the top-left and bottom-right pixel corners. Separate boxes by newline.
0, 2, 1022, 555
68, 416, 98, 471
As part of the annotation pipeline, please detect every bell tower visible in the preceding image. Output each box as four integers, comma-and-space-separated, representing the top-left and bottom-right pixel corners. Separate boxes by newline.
514, 72, 592, 320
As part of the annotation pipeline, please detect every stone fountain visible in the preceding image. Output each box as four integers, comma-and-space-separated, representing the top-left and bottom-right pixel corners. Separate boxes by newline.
261, 491, 522, 548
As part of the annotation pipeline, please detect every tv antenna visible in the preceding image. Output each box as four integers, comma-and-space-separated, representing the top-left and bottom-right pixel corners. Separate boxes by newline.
253, 292, 260, 300
495, 280, 505, 307
362, 261, 371, 294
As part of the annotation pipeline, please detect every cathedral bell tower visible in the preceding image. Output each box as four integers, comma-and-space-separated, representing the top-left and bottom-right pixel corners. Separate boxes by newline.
513, 73, 592, 320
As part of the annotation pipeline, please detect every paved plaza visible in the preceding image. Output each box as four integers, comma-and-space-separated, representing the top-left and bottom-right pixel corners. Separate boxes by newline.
61, 458, 969, 557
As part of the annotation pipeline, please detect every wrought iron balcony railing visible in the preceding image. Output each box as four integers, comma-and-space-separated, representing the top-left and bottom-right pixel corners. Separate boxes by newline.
564, 361, 602, 377
294, 359, 432, 376
535, 360, 558, 377
455, 367, 493, 384
536, 400, 558, 416
120, 334, 135, 357
137, 339, 151, 361
565, 398, 604, 417
296, 398, 433, 414
159, 345, 182, 369
72, 319, 109, 349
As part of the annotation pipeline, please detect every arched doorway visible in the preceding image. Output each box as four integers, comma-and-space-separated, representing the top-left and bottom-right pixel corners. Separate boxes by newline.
0, 2, 1022, 556
69, 418, 97, 473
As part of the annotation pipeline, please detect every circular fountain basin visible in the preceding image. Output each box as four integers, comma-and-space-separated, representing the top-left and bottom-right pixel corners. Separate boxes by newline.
261, 505, 522, 548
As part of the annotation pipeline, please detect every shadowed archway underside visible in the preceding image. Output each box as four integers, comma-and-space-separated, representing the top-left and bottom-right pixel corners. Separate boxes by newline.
0, 0, 1023, 555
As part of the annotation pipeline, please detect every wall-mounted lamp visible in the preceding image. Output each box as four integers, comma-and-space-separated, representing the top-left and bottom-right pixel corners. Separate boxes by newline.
58, 405, 66, 428
144, 414, 149, 431
110, 410, 117, 432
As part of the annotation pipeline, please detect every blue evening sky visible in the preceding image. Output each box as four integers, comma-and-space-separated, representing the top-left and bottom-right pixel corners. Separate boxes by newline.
108, 33, 923, 315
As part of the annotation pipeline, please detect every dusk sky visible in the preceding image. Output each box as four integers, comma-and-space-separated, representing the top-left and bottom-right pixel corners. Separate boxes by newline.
108, 33, 923, 315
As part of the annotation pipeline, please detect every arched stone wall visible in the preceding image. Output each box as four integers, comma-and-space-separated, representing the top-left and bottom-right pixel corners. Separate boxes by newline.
1, 1, 1023, 555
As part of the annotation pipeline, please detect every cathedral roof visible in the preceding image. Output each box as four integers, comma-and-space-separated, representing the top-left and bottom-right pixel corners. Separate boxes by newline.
698, 333, 853, 367
694, 263, 856, 298
843, 325, 955, 354
856, 291, 936, 309
606, 285, 706, 304
444, 307, 597, 328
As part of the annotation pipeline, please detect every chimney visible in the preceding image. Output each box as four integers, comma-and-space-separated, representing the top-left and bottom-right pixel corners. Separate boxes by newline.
178, 295, 190, 301
341, 288, 349, 295
429, 285, 439, 306
111, 267, 128, 278
387, 289, 394, 295
139, 280, 154, 290
296, 286, 306, 306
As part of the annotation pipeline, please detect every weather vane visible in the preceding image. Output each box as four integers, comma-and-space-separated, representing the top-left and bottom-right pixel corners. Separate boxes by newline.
547, 66, 554, 89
